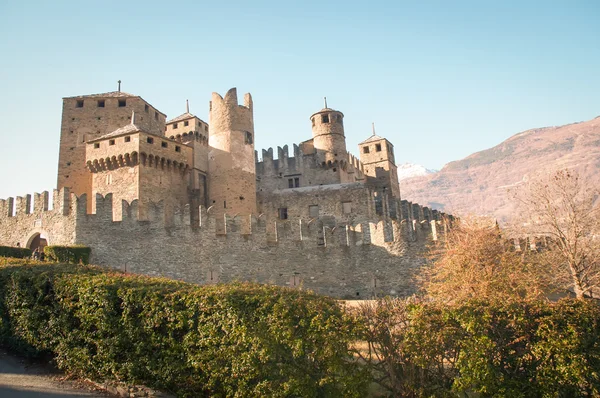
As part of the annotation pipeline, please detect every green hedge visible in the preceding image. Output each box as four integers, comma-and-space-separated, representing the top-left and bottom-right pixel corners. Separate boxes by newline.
0, 246, 32, 259
355, 298, 600, 397
0, 261, 368, 397
43, 245, 91, 264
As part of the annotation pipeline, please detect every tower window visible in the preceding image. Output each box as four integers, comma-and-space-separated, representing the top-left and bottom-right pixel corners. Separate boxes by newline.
109, 139, 115, 146
118, 99, 126, 107
376, 143, 382, 152
155, 111, 158, 120
173, 123, 178, 129
175, 146, 181, 152
124, 136, 131, 142
76, 100, 84, 108
97, 100, 105, 108
145, 104, 149, 112
161, 142, 168, 148
205, 125, 208, 132
245, 131, 253, 145
342, 201, 352, 214
184, 121, 189, 127
94, 143, 100, 149
363, 146, 370, 154
147, 137, 154, 144
322, 114, 329, 123
278, 208, 288, 220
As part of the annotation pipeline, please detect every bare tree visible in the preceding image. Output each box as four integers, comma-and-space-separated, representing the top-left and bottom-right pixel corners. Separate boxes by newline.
514, 169, 600, 299
421, 217, 549, 303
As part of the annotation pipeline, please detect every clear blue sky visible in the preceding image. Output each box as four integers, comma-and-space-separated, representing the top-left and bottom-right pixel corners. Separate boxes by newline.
0, 0, 598, 200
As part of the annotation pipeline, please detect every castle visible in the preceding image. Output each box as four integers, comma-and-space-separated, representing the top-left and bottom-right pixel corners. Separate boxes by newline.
0, 87, 450, 298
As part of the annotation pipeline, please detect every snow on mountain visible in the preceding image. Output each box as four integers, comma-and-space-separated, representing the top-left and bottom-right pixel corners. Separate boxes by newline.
397, 163, 437, 181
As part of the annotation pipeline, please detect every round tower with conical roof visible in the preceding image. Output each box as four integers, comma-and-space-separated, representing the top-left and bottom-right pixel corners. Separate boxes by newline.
310, 99, 347, 165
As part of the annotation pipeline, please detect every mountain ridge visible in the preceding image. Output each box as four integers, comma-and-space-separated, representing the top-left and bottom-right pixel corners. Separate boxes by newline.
401, 116, 600, 222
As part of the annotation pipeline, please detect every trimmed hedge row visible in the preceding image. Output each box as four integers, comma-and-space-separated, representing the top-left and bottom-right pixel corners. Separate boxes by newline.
43, 245, 91, 264
355, 298, 600, 397
0, 246, 32, 259
0, 261, 368, 397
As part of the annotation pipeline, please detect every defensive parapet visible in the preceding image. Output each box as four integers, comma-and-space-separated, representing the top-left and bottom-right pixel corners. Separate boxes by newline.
0, 188, 78, 248
0, 186, 452, 299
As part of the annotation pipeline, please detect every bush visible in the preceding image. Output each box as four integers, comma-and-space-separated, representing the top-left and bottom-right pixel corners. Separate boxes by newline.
0, 246, 32, 259
43, 245, 91, 264
354, 298, 600, 397
0, 260, 368, 397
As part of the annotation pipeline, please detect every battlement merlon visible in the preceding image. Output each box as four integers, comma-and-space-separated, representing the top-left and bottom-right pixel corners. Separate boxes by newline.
0, 188, 73, 221
209, 88, 254, 138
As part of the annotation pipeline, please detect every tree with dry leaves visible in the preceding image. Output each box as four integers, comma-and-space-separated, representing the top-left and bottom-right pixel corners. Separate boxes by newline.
514, 169, 600, 299
421, 217, 550, 303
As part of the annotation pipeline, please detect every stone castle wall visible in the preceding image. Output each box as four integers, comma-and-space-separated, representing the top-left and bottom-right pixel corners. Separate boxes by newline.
256, 143, 365, 193
0, 190, 447, 298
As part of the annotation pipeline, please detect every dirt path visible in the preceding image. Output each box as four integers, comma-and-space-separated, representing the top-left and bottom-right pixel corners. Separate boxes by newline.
0, 350, 110, 397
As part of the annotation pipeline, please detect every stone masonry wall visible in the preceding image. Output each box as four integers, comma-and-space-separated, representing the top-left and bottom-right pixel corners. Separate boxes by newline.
0, 189, 77, 248
0, 190, 447, 299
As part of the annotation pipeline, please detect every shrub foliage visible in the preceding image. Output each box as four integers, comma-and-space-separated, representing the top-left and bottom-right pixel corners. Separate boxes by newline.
43, 245, 91, 264
0, 261, 368, 397
354, 298, 600, 397
0, 246, 32, 259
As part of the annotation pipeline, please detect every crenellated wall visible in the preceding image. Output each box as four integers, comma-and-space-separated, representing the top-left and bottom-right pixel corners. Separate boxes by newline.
0, 189, 450, 299
255, 142, 366, 192
0, 188, 77, 249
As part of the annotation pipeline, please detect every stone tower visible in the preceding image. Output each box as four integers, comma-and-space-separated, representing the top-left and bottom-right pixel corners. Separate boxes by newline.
57, 91, 166, 204
208, 88, 256, 215
358, 131, 401, 199
310, 103, 347, 166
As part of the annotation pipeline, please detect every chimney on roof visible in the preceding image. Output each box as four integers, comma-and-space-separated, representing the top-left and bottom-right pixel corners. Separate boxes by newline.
186, 99, 189, 113
372, 122, 376, 136
324, 96, 328, 108
118, 80, 121, 92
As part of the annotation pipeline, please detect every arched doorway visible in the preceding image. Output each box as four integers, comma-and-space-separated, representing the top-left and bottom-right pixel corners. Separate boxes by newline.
28, 233, 48, 251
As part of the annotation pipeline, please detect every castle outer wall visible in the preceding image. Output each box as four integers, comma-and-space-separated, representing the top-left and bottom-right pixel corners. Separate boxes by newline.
0, 190, 445, 299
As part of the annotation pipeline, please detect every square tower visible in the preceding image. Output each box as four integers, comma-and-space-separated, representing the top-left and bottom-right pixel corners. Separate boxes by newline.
57, 91, 166, 201
358, 133, 400, 199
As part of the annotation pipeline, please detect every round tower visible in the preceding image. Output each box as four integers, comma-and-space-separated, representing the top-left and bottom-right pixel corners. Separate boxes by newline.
310, 101, 347, 165
208, 88, 257, 215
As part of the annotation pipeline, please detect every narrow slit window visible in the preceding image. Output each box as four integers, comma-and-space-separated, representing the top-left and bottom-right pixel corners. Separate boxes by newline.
278, 208, 288, 220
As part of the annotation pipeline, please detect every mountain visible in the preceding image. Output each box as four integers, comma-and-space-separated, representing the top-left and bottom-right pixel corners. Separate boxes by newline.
400, 116, 600, 223
397, 163, 437, 181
